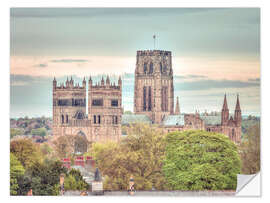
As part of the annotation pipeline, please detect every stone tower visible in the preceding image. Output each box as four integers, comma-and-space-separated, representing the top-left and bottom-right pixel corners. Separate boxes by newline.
88, 76, 123, 142
53, 77, 86, 137
134, 50, 174, 124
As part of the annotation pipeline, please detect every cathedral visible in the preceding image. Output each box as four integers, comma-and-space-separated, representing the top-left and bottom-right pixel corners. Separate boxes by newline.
52, 50, 242, 144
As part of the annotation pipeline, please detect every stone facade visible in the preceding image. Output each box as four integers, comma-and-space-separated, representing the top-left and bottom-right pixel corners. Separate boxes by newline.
52, 76, 122, 142
134, 50, 174, 124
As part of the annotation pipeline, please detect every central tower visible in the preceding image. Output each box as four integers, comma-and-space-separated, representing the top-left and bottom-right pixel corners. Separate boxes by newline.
134, 50, 174, 124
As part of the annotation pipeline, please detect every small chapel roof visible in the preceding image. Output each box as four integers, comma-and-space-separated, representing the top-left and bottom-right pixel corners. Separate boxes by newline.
162, 115, 185, 126
121, 114, 152, 125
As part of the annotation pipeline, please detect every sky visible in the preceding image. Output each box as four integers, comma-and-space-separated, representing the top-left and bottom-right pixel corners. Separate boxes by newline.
10, 8, 260, 118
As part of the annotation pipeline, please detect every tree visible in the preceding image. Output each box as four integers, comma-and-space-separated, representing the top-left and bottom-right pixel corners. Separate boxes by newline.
162, 130, 241, 190
64, 169, 89, 191
17, 160, 67, 195
92, 123, 167, 191
10, 138, 43, 168
240, 123, 260, 174
10, 153, 25, 195
31, 127, 47, 137
53, 134, 89, 158
10, 128, 23, 139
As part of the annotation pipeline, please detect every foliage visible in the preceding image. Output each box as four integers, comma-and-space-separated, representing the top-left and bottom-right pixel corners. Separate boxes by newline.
16, 160, 67, 195
163, 130, 241, 190
10, 128, 23, 139
31, 127, 47, 137
10, 138, 43, 168
10, 153, 25, 195
242, 116, 260, 134
239, 123, 260, 174
124, 111, 133, 115
92, 123, 167, 191
53, 135, 89, 159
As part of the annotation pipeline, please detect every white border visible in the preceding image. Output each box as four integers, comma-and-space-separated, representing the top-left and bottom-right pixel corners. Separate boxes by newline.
2, 0, 269, 203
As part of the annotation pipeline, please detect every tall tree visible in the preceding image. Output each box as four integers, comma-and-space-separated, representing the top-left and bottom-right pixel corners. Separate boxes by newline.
92, 123, 167, 191
10, 138, 42, 169
240, 123, 260, 174
163, 130, 241, 190
10, 153, 25, 195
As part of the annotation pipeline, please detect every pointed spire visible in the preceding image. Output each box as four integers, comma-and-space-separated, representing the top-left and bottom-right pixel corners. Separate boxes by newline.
106, 75, 110, 85
175, 96, 180, 115
235, 94, 241, 111
70, 76, 73, 82
222, 93, 228, 110
101, 76, 104, 85
53, 77, 56, 82
118, 76, 122, 86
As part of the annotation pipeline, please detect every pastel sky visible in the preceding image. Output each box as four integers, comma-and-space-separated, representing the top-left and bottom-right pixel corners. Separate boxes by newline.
10, 8, 260, 118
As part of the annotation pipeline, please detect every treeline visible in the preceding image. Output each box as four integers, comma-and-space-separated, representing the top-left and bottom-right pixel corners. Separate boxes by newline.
10, 117, 52, 139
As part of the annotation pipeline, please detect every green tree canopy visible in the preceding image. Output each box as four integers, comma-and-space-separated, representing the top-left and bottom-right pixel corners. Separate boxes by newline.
162, 130, 241, 191
10, 153, 25, 195
31, 127, 47, 137
92, 123, 167, 191
10, 138, 43, 169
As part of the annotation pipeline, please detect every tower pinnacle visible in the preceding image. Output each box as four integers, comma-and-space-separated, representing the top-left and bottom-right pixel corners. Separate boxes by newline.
175, 96, 180, 115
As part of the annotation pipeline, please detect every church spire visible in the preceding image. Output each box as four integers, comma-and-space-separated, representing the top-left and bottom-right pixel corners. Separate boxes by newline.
222, 93, 228, 110
175, 96, 180, 115
234, 94, 242, 127
235, 94, 241, 111
221, 94, 229, 125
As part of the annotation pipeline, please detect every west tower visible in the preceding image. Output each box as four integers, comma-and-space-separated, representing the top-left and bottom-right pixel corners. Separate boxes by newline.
134, 50, 174, 124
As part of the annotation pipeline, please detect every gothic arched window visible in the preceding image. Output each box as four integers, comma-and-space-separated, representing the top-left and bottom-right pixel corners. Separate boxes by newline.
66, 115, 68, 123
160, 62, 162, 73
148, 86, 152, 111
149, 62, 153, 74
144, 63, 147, 74
232, 129, 235, 141
61, 115, 64, 124
143, 86, 147, 111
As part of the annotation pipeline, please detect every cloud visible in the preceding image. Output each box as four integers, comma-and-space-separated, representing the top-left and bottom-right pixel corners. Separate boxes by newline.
175, 79, 260, 91
50, 59, 89, 63
175, 74, 208, 80
34, 63, 48, 68
248, 78, 260, 82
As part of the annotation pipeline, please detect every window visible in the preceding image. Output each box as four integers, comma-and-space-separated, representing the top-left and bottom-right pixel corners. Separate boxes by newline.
112, 116, 118, 124
61, 115, 64, 124
143, 86, 147, 111
92, 99, 103, 106
148, 86, 152, 111
94, 115, 96, 124
160, 62, 162, 73
111, 100, 118, 107
98, 115, 101, 124
144, 63, 147, 74
66, 115, 68, 123
149, 62, 153, 74
58, 99, 69, 106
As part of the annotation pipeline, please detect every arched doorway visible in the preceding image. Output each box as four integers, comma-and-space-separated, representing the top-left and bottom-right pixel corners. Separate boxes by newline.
74, 131, 88, 155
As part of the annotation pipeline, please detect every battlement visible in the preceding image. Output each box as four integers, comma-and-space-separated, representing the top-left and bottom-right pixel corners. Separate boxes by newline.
53, 77, 86, 90
89, 76, 122, 90
136, 50, 171, 56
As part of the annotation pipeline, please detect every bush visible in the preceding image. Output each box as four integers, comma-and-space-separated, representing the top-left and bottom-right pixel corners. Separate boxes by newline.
162, 130, 241, 190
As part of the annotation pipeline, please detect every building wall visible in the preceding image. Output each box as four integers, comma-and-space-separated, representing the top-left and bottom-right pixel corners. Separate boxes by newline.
52, 77, 122, 143
134, 50, 174, 124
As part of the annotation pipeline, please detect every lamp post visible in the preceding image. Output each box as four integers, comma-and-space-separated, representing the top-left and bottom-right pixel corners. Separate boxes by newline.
59, 173, 65, 196
128, 175, 135, 195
